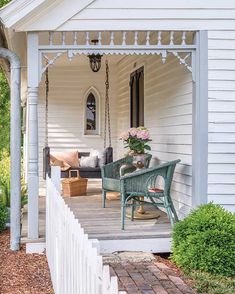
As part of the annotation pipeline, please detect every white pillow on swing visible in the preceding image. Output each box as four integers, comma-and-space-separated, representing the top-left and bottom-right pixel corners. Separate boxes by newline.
90, 149, 106, 167
80, 155, 98, 168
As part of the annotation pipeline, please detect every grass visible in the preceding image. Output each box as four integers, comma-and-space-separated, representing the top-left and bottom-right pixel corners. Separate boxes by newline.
188, 271, 235, 294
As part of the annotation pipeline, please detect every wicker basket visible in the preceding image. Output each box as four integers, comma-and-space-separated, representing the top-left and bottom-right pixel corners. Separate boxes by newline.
62, 177, 88, 197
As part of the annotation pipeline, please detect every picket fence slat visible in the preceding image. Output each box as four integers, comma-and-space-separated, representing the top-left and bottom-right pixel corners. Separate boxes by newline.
46, 169, 121, 294
110, 277, 119, 294
102, 266, 111, 294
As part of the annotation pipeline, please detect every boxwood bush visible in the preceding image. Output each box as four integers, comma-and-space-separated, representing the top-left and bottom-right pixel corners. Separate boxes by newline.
0, 201, 8, 233
172, 203, 235, 277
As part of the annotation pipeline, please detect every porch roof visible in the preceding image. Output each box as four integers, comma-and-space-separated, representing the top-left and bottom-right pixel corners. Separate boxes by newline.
0, 0, 95, 30
1, 0, 235, 32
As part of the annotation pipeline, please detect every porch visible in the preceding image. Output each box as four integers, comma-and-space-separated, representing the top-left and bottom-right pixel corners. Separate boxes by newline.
22, 179, 172, 253
23, 29, 208, 245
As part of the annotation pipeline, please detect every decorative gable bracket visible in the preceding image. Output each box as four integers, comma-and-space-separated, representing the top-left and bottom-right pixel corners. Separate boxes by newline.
38, 30, 197, 81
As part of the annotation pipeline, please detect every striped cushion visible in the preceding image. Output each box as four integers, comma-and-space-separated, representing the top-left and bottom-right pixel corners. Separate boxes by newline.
148, 188, 164, 193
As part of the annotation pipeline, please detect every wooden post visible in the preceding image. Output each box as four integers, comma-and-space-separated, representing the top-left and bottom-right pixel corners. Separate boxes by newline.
192, 31, 208, 207
27, 33, 40, 239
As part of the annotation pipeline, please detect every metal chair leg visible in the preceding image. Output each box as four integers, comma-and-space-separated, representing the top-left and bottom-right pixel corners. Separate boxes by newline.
131, 199, 135, 221
168, 196, 179, 222
121, 194, 126, 230
167, 206, 174, 227
102, 190, 106, 208
164, 196, 174, 227
121, 205, 126, 230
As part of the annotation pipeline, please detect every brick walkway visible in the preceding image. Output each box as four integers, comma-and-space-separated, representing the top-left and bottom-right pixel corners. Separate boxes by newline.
108, 260, 195, 294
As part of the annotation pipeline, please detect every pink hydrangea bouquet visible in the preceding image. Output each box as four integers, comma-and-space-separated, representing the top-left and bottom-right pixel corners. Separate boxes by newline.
120, 127, 151, 154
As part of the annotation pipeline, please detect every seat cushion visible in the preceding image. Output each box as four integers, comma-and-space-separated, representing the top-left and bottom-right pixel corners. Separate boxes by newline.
148, 188, 164, 193
78, 167, 101, 172
61, 167, 102, 179
79, 167, 101, 179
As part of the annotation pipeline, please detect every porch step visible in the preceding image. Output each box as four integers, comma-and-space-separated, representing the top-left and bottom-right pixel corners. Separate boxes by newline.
99, 236, 172, 254
102, 251, 155, 263
21, 237, 45, 244
20, 237, 46, 254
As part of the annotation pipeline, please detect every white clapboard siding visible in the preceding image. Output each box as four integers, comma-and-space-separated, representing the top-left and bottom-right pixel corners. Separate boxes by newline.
116, 54, 192, 218
208, 31, 235, 211
9, 0, 235, 31
46, 168, 120, 294
88, 0, 235, 9
57, 0, 235, 31
38, 64, 118, 188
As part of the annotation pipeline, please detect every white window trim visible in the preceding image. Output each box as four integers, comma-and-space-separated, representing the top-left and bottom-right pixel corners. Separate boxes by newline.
83, 86, 101, 136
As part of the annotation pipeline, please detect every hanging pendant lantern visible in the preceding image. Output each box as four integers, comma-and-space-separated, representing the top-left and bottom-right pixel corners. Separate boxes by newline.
88, 54, 102, 72
88, 39, 103, 72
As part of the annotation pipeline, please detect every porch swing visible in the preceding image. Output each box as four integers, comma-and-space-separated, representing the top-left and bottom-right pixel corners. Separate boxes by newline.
43, 59, 113, 180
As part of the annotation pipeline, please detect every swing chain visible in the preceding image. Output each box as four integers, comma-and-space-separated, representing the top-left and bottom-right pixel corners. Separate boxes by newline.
104, 60, 112, 148
45, 67, 49, 147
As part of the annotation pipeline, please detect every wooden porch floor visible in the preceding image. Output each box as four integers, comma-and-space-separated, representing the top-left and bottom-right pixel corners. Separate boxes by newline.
22, 180, 172, 252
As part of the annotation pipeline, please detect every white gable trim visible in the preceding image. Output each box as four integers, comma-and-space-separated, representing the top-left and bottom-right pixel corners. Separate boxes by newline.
0, 0, 46, 28
0, 0, 96, 31
17, 0, 96, 31
2, 0, 235, 32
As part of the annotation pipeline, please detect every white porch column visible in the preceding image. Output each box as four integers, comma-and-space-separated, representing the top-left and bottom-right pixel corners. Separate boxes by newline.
192, 31, 208, 207
27, 33, 39, 239
22, 101, 28, 181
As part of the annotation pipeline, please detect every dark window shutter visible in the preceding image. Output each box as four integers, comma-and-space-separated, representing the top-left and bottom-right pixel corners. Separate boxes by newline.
130, 66, 144, 127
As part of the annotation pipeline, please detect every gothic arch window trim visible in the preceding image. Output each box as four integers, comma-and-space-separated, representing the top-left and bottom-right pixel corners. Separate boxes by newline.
83, 86, 101, 136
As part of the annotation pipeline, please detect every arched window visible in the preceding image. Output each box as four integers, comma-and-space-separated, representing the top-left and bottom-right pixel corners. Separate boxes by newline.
86, 93, 96, 130
84, 88, 100, 135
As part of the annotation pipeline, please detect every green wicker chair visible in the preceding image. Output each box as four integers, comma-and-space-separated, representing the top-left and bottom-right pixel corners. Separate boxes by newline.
101, 154, 152, 208
120, 159, 181, 229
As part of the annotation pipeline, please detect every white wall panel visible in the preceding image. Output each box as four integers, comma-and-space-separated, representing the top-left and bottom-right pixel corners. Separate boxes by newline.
56, 0, 235, 31
208, 31, 235, 212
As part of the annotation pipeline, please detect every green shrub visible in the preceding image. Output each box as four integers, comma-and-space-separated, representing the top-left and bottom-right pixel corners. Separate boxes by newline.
0, 150, 10, 206
190, 271, 235, 294
0, 69, 10, 154
0, 150, 28, 208
0, 201, 8, 232
172, 203, 235, 277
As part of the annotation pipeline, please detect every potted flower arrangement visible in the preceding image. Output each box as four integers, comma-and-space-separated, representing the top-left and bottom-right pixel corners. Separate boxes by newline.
120, 127, 151, 167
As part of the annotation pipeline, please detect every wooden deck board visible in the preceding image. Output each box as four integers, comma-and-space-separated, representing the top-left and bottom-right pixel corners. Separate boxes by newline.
21, 180, 172, 242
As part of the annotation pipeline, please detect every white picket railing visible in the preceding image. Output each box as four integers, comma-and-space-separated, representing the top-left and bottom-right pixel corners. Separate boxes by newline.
46, 167, 120, 294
